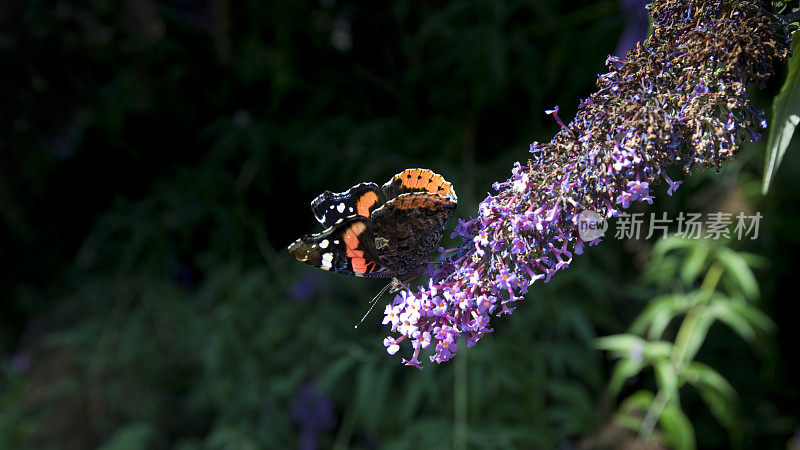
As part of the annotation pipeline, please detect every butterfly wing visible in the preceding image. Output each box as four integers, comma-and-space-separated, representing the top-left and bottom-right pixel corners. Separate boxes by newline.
311, 182, 386, 229
382, 168, 458, 203
288, 217, 392, 278
291, 168, 458, 282
369, 192, 457, 282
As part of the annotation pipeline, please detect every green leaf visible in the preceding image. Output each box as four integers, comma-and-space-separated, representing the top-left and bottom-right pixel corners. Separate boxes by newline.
608, 359, 647, 400
680, 242, 710, 285
764, 32, 800, 194
710, 297, 757, 342
596, 334, 647, 358
647, 308, 676, 341
651, 236, 696, 263
738, 251, 770, 271
642, 340, 674, 360
630, 294, 680, 337
654, 360, 679, 405
643, 255, 681, 288
683, 361, 740, 438
717, 248, 760, 300
685, 362, 741, 443
617, 390, 655, 431
697, 387, 741, 445
683, 361, 737, 401
727, 299, 776, 335
675, 310, 714, 365
659, 405, 696, 450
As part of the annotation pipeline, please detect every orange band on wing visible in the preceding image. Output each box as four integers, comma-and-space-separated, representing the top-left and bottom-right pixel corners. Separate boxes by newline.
344, 222, 368, 275
397, 169, 455, 197
344, 222, 365, 250
356, 191, 379, 217
351, 255, 368, 273
410, 169, 423, 188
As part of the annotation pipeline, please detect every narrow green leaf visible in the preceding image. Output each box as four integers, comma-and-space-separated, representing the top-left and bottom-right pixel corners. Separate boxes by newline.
764, 32, 800, 194
717, 248, 759, 300
685, 360, 741, 441
619, 390, 655, 412
697, 387, 741, 444
710, 298, 756, 342
643, 255, 681, 287
642, 340, 674, 360
608, 359, 647, 400
683, 361, 737, 401
651, 236, 696, 263
660, 405, 696, 450
596, 334, 647, 358
630, 294, 679, 337
727, 300, 776, 335
654, 360, 678, 403
648, 308, 676, 341
616, 391, 655, 432
680, 242, 710, 285
737, 251, 770, 271
676, 311, 714, 364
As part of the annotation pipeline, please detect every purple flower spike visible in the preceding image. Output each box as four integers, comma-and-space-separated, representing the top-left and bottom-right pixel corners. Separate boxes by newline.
378, 0, 788, 369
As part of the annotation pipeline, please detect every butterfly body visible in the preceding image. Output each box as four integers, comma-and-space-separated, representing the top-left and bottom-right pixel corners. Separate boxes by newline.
288, 169, 457, 285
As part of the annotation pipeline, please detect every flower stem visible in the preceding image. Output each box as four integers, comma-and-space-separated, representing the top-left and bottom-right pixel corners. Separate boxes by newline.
640, 388, 669, 442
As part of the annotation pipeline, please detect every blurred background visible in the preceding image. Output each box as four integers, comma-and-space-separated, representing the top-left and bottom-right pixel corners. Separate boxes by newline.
1, 0, 798, 448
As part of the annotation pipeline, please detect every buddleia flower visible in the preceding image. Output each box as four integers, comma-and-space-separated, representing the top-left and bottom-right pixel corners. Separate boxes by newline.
382, 0, 790, 369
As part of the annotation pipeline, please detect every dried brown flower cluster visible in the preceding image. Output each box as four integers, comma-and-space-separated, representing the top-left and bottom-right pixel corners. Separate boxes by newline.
532, 0, 790, 216
384, 0, 790, 368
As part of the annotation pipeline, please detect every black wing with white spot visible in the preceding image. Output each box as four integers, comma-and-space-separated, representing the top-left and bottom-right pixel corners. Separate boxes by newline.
287, 216, 393, 278
310, 182, 386, 229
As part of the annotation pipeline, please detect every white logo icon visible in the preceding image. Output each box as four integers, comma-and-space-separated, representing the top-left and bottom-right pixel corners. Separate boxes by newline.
577, 210, 607, 241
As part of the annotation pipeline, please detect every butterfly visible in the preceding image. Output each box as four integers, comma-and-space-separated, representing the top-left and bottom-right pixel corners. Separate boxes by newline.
288, 168, 458, 290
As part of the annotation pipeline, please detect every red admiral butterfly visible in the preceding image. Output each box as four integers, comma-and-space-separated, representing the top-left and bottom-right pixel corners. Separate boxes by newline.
288, 169, 458, 287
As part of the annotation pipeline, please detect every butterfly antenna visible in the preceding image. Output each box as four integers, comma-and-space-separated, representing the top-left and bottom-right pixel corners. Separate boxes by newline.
355, 281, 392, 329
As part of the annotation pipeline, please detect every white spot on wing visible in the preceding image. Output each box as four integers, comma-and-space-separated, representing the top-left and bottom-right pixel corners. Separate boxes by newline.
349, 206, 354, 212
319, 239, 329, 249
333, 240, 340, 245
321, 253, 333, 270
337, 203, 345, 213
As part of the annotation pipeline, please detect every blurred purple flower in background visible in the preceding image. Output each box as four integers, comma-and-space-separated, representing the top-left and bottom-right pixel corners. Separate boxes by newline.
380, 0, 788, 369
615, 0, 651, 59
291, 382, 336, 450
289, 272, 328, 302
10, 352, 32, 374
